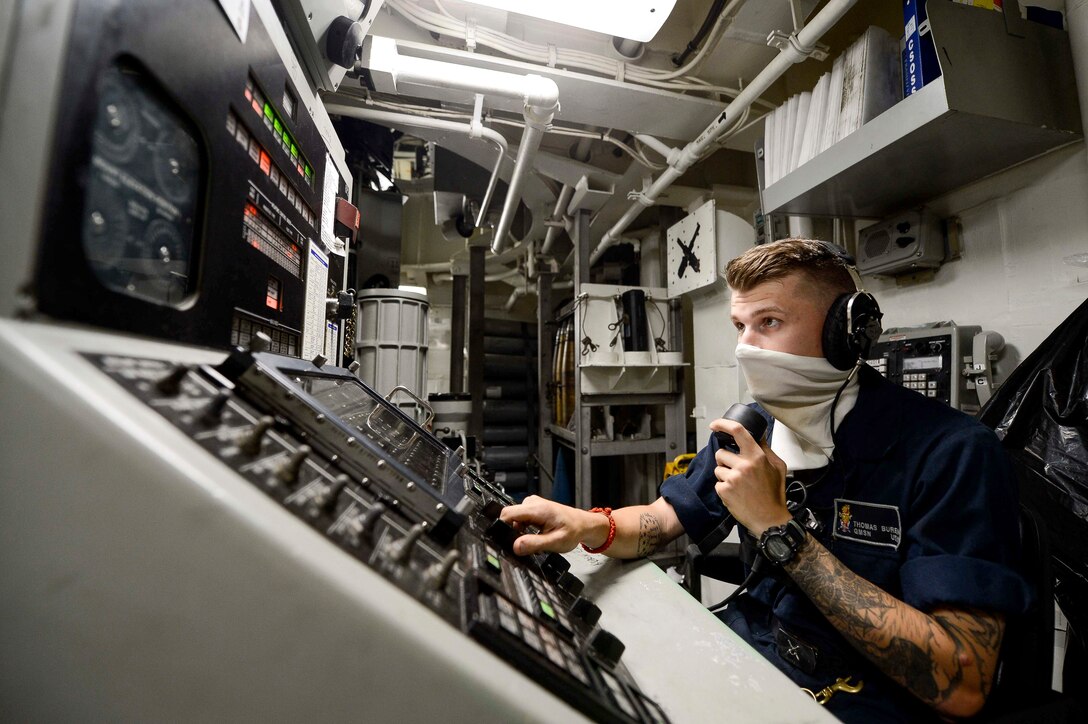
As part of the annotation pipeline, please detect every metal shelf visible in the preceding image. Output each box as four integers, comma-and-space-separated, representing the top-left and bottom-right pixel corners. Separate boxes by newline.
548, 424, 575, 444
549, 429, 674, 458
763, 1, 1081, 219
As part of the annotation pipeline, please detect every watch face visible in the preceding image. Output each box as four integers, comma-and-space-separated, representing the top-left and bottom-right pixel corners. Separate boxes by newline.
765, 536, 791, 561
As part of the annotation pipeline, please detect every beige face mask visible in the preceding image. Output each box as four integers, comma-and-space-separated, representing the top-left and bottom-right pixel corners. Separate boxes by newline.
735, 343, 859, 470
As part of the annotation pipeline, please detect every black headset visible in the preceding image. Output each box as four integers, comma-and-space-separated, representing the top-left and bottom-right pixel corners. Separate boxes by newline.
814, 241, 884, 371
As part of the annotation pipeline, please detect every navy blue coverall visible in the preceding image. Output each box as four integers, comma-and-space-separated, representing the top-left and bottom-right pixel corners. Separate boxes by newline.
661, 364, 1032, 722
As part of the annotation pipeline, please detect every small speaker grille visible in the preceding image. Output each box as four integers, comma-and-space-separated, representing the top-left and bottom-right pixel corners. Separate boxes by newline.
864, 230, 890, 259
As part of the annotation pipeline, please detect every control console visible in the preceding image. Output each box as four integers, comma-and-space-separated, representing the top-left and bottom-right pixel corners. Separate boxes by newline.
86, 340, 669, 724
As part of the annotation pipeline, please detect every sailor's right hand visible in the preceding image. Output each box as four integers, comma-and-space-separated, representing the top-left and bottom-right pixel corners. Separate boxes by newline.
499, 495, 608, 555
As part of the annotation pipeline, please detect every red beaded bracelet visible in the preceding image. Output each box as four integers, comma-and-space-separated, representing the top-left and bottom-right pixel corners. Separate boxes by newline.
581, 507, 616, 554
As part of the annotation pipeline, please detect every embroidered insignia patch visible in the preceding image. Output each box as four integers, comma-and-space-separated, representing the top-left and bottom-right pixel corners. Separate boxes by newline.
833, 499, 901, 549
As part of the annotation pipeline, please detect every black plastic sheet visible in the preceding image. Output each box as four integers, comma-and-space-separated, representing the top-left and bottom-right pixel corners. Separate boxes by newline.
979, 296, 1088, 632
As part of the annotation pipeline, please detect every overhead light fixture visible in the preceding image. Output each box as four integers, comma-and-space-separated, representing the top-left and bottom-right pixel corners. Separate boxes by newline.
460, 0, 676, 42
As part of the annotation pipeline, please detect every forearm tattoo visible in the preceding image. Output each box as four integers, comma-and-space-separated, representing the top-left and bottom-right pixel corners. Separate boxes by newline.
636, 512, 661, 558
786, 538, 1004, 709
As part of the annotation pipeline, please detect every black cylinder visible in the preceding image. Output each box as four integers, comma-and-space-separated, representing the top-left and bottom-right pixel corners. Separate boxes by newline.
622, 289, 649, 352
483, 426, 529, 445
492, 471, 529, 488
481, 446, 530, 470
485, 381, 530, 399
483, 399, 530, 423
483, 353, 530, 379
484, 319, 536, 338
484, 336, 535, 355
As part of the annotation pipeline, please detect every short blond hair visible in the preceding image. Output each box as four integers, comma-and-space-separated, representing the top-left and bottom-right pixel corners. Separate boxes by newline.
724, 238, 855, 309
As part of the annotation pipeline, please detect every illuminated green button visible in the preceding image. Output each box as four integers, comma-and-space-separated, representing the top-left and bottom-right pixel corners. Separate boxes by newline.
486, 553, 501, 571
263, 103, 274, 119
539, 600, 556, 620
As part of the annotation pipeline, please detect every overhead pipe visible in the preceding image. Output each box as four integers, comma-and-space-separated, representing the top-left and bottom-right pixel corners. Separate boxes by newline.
359, 37, 560, 255
589, 0, 859, 265
433, 266, 522, 284
503, 280, 573, 312
324, 103, 507, 229
634, 133, 680, 165
540, 136, 594, 257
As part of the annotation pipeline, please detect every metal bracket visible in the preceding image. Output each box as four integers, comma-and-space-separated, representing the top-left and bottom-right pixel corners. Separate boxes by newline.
766, 30, 829, 62
1003, 0, 1026, 38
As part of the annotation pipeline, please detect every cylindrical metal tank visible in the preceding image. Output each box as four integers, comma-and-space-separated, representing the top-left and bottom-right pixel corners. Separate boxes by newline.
355, 289, 429, 418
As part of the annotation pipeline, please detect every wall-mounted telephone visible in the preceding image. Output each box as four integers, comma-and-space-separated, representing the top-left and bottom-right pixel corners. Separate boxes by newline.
866, 322, 1004, 414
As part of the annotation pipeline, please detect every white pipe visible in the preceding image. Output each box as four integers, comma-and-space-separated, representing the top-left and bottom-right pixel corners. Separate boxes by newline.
503, 280, 573, 311
634, 133, 679, 164
588, 0, 859, 265
540, 184, 576, 255
325, 104, 506, 231
493, 115, 548, 254
360, 37, 559, 254
433, 266, 522, 284
389, 52, 559, 110
540, 136, 593, 257
402, 261, 459, 274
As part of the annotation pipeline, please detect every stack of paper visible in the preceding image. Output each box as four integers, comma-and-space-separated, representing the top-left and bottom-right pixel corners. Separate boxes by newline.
762, 26, 900, 188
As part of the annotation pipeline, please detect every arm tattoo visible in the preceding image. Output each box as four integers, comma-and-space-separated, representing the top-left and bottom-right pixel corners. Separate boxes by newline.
786, 537, 1004, 710
636, 512, 661, 558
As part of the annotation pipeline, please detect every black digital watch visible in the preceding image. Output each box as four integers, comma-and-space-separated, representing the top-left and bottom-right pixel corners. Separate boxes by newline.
757, 518, 808, 565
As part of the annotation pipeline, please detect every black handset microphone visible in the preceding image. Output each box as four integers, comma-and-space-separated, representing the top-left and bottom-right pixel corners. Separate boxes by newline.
698, 403, 769, 555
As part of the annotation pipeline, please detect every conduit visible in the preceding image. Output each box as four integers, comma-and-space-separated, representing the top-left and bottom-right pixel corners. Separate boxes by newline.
359, 36, 560, 255
324, 104, 507, 229
588, 0, 859, 265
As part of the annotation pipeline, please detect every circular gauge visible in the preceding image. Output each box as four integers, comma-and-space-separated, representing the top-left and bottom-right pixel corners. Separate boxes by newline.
140, 218, 189, 302
92, 69, 141, 165
152, 126, 200, 205
82, 184, 133, 292
81, 63, 203, 307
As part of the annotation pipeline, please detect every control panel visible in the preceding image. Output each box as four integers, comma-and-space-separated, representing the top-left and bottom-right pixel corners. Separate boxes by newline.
33, 0, 349, 357
866, 322, 981, 411
85, 340, 669, 724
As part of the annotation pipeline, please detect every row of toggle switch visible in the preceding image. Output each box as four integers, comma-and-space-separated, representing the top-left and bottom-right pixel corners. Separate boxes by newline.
93, 352, 665, 724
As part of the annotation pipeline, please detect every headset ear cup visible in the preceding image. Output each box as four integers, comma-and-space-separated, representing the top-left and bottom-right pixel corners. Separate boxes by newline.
850, 293, 884, 360
823, 293, 855, 370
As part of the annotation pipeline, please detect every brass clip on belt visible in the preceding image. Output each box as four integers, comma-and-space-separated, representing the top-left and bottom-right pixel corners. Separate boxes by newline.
802, 676, 864, 705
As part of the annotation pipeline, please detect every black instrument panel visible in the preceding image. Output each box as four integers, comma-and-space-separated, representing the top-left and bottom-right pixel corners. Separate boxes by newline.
85, 348, 671, 724
36, 0, 331, 352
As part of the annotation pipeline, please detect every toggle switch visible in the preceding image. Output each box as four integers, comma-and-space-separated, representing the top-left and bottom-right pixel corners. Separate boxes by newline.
155, 365, 190, 396
239, 415, 275, 455
388, 523, 426, 564
199, 390, 232, 425
275, 445, 311, 486
338, 499, 387, 548
307, 474, 348, 518
357, 501, 387, 546
424, 550, 461, 592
